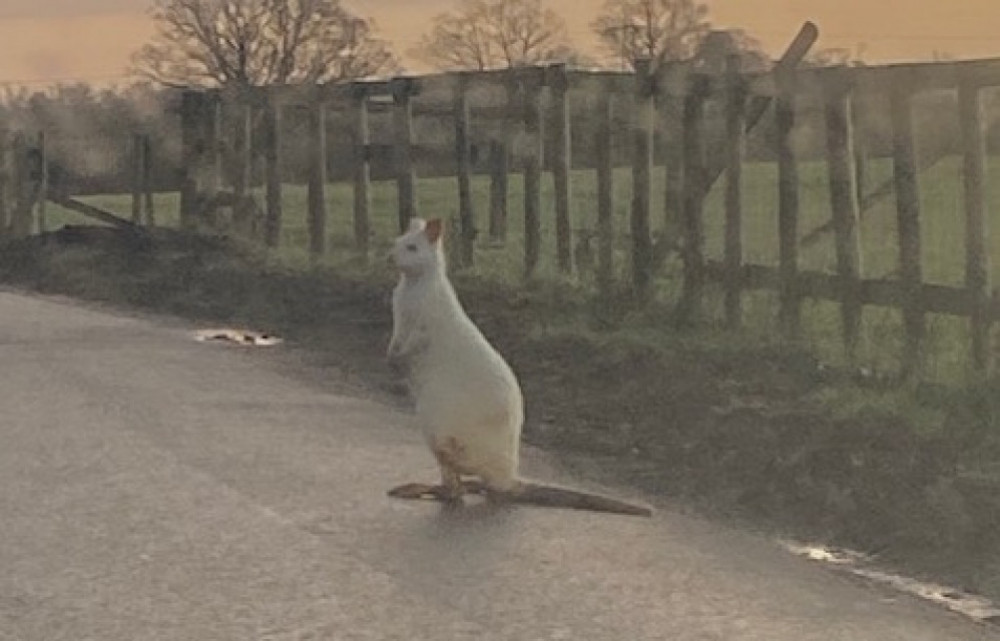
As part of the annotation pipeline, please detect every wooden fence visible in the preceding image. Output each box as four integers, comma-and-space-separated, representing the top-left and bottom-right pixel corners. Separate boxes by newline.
6, 22, 1000, 375
692, 54, 1000, 374
174, 36, 1000, 375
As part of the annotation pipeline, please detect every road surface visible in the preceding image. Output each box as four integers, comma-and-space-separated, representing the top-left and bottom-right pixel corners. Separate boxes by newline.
0, 290, 996, 641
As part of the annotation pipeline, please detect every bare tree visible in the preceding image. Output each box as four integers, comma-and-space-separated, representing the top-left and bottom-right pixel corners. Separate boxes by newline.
591, 0, 710, 69
692, 28, 771, 73
412, 0, 575, 71
131, 0, 399, 88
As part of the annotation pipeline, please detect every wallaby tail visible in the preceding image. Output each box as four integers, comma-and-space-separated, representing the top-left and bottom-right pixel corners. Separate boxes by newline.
512, 482, 653, 517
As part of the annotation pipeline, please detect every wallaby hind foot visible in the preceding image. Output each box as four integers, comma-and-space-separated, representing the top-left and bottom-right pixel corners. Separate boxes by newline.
387, 480, 488, 503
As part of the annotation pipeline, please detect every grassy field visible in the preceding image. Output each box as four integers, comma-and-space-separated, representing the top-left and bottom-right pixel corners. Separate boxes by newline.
59, 154, 998, 384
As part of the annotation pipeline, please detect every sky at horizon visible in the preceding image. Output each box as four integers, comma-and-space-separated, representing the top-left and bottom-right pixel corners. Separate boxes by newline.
1, 1, 999, 87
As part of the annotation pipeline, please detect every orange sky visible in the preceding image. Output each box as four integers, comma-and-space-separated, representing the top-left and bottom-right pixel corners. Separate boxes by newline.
2, 0, 1000, 87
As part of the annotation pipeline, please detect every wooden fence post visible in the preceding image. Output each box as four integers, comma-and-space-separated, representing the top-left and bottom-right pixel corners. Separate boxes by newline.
823, 72, 864, 361
662, 89, 684, 252
890, 81, 925, 377
178, 91, 201, 231
852, 93, 870, 210
142, 134, 154, 227
392, 77, 417, 234
0, 128, 8, 233
776, 67, 801, 338
631, 58, 655, 301
723, 55, 746, 330
233, 104, 252, 201
352, 86, 371, 256
550, 64, 573, 274
263, 92, 282, 248
488, 138, 508, 243
307, 93, 328, 259
596, 88, 615, 295
9, 133, 32, 239
958, 77, 991, 372
522, 70, 544, 280
177, 91, 221, 231
131, 132, 144, 224
454, 74, 475, 267
209, 93, 224, 195
8, 132, 20, 236
35, 131, 47, 234
231, 101, 253, 236
677, 75, 709, 325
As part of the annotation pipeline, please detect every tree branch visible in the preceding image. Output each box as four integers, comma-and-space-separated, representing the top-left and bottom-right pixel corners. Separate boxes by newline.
132, 0, 397, 88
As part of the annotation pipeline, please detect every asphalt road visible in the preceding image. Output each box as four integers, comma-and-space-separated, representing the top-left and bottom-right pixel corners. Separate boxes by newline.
1, 290, 997, 641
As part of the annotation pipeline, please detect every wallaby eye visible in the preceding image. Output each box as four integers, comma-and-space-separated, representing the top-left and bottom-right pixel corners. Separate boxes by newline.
406, 244, 418, 252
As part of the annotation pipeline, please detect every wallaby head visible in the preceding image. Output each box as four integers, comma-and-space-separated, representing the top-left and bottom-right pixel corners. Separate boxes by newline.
391, 217, 446, 276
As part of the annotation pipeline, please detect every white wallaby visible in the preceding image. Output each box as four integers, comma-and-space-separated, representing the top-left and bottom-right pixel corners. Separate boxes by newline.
386, 217, 652, 517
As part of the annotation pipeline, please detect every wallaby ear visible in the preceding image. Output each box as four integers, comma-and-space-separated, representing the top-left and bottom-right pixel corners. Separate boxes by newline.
424, 218, 443, 244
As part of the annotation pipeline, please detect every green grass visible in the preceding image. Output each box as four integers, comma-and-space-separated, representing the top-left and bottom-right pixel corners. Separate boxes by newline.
64, 154, 999, 384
